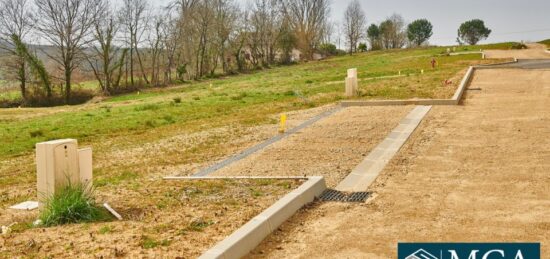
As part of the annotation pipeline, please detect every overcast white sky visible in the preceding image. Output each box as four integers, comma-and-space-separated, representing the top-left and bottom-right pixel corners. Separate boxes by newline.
141, 0, 550, 46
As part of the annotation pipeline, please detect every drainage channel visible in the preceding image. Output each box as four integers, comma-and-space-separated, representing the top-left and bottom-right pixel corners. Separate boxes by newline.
192, 106, 344, 177
319, 189, 370, 203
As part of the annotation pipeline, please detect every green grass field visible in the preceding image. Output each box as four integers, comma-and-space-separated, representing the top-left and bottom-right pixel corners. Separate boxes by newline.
0, 43, 514, 203
0, 44, 513, 158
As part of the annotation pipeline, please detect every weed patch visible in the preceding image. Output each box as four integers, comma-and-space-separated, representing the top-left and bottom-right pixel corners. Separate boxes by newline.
39, 184, 110, 227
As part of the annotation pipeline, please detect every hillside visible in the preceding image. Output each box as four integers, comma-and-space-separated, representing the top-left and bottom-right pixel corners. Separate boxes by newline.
0, 43, 513, 203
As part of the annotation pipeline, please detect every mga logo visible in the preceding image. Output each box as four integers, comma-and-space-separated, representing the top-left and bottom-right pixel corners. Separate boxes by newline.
398, 243, 540, 259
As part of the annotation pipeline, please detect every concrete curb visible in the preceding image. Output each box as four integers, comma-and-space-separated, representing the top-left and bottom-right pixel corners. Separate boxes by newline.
475, 58, 518, 69
340, 58, 520, 107
198, 176, 327, 259
448, 51, 482, 56
165, 176, 308, 180
341, 66, 473, 107
336, 106, 432, 192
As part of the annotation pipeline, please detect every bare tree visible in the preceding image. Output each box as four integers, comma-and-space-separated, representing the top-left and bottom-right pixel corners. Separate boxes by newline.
212, 0, 238, 74
282, 0, 330, 60
249, 0, 281, 67
147, 13, 166, 86
120, 0, 150, 86
0, 0, 35, 99
342, 0, 366, 55
229, 12, 250, 72
34, 0, 104, 102
379, 14, 407, 49
86, 3, 125, 95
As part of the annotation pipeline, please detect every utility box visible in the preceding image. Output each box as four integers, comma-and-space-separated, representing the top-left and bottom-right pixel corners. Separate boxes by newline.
345, 68, 358, 97
36, 139, 92, 203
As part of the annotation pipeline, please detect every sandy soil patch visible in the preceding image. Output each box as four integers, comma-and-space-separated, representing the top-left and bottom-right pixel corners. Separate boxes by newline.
215, 106, 413, 187
0, 179, 303, 258
484, 43, 550, 59
249, 69, 550, 258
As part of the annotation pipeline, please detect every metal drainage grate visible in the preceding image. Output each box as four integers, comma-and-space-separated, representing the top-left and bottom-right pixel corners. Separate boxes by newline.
320, 189, 370, 203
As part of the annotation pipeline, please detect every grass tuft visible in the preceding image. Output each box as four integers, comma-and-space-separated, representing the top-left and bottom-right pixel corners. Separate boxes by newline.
29, 129, 44, 138
39, 183, 110, 227
141, 235, 171, 249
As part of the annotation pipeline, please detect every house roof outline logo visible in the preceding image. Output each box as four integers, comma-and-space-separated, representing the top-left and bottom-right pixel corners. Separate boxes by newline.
405, 249, 440, 259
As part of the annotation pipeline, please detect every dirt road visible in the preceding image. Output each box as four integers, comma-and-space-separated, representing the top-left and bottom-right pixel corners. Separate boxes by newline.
249, 69, 550, 258
484, 43, 550, 59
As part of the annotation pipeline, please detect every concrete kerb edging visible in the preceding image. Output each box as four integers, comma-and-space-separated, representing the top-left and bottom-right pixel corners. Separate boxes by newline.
340, 58, 519, 107
335, 106, 432, 192
167, 176, 326, 259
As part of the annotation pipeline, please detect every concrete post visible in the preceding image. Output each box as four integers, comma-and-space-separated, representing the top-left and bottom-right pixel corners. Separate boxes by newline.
78, 148, 93, 187
345, 68, 358, 97
36, 139, 93, 204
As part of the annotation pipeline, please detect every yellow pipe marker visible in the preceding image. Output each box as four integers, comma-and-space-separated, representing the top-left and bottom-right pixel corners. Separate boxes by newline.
279, 114, 287, 133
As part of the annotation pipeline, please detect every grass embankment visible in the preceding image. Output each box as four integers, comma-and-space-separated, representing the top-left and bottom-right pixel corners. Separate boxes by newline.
0, 43, 513, 203
539, 39, 550, 48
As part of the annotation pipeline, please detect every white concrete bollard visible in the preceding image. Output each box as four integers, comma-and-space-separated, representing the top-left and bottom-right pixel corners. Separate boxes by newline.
345, 68, 358, 97
36, 139, 93, 204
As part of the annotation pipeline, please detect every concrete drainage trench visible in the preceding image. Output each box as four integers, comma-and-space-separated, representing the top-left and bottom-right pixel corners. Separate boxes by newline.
319, 189, 370, 203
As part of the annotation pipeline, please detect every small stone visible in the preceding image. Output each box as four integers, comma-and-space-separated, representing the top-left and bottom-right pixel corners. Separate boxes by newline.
33, 219, 43, 226
1, 226, 11, 235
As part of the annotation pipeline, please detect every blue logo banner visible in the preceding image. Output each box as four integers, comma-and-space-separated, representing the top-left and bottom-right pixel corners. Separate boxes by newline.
398, 243, 540, 259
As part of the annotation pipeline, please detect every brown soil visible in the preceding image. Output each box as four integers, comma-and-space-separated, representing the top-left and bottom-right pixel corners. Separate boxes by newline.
0, 179, 303, 258
484, 43, 550, 59
0, 105, 337, 211
215, 106, 413, 187
248, 69, 550, 258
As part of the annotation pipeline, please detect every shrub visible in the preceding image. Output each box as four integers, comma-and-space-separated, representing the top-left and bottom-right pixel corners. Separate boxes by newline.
510, 43, 527, 49
172, 97, 182, 103
39, 183, 109, 227
358, 43, 368, 52
23, 88, 94, 107
319, 43, 338, 56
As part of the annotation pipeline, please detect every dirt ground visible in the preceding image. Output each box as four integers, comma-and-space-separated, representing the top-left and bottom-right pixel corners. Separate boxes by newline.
0, 179, 303, 258
248, 69, 550, 258
484, 43, 550, 59
0, 105, 336, 212
215, 106, 413, 187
